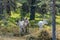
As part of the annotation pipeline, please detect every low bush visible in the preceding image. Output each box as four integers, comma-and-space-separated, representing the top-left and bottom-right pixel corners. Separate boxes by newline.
26, 30, 59, 40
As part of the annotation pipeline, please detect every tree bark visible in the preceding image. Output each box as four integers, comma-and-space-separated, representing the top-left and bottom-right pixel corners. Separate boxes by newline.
0, 0, 3, 20
30, 5, 36, 20
50, 0, 56, 40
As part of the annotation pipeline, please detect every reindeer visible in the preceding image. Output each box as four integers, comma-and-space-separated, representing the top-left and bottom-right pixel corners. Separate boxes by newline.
24, 18, 29, 33
17, 18, 29, 36
38, 19, 48, 30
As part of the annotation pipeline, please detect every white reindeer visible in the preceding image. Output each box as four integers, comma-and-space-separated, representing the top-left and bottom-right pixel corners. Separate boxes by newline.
24, 18, 29, 33
17, 18, 29, 35
38, 19, 48, 30
18, 20, 25, 33
24, 18, 29, 27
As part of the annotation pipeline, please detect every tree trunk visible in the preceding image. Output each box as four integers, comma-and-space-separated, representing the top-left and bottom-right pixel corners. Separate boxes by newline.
50, 0, 56, 40
0, 0, 3, 20
29, 0, 36, 20
30, 6, 36, 20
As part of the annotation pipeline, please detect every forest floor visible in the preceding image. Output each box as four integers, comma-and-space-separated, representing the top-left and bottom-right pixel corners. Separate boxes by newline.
0, 25, 60, 40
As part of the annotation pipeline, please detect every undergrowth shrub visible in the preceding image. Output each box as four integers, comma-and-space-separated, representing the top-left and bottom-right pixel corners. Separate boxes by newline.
37, 30, 52, 40
26, 30, 59, 40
